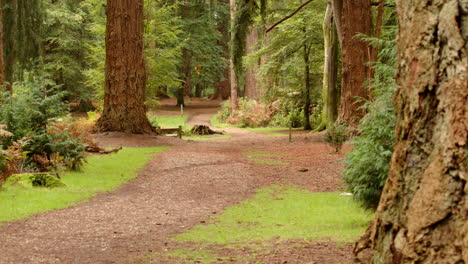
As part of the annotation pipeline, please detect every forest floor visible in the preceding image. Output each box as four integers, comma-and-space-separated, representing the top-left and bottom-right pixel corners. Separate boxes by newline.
0, 97, 358, 264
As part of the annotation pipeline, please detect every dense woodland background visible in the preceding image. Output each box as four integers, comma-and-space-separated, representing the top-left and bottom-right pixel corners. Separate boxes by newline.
0, 0, 466, 263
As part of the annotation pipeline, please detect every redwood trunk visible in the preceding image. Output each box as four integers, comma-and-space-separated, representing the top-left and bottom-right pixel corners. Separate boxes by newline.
229, 0, 239, 111
337, 0, 371, 128
0, 3, 5, 86
94, 0, 154, 134
355, 1, 467, 263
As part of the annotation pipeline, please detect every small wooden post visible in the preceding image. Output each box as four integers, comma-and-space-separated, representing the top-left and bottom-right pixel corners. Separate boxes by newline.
178, 126, 183, 139
180, 104, 184, 116
289, 122, 293, 143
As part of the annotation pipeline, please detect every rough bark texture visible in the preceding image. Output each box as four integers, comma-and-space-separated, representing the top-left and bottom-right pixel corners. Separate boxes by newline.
94, 0, 154, 134
337, 0, 371, 128
355, 1, 467, 263
0, 3, 5, 86
245, 27, 260, 99
230, 0, 239, 111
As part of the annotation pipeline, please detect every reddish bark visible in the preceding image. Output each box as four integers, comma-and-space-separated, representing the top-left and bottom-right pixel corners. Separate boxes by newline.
337, 0, 372, 128
355, 1, 467, 262
0, 4, 5, 87
94, 0, 154, 134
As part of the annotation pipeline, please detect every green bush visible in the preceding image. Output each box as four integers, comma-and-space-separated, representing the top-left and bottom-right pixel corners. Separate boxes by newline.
324, 125, 349, 153
0, 75, 86, 172
343, 34, 397, 209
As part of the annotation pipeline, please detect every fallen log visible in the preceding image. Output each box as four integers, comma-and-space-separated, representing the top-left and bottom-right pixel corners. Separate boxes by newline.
85, 146, 122, 154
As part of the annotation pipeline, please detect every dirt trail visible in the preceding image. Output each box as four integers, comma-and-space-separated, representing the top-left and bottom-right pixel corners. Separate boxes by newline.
0, 99, 352, 264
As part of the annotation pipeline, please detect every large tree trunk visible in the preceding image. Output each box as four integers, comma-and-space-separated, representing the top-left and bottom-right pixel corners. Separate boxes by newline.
245, 27, 259, 99
337, 0, 371, 129
0, 3, 5, 86
94, 0, 154, 134
229, 0, 239, 111
315, 2, 339, 132
355, 1, 467, 263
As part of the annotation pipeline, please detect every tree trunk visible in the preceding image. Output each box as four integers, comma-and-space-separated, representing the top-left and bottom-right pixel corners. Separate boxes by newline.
303, 43, 312, 131
3, 0, 15, 92
337, 0, 371, 129
315, 2, 339, 132
331, 0, 342, 46
355, 1, 467, 263
245, 27, 259, 99
0, 3, 5, 86
229, 0, 239, 111
93, 0, 154, 134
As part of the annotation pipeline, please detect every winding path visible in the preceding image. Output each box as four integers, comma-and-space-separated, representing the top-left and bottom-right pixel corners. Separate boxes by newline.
0, 99, 350, 264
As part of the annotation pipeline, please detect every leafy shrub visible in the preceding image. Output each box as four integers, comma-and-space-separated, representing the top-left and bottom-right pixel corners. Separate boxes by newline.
324, 125, 349, 153
0, 76, 87, 173
343, 33, 397, 209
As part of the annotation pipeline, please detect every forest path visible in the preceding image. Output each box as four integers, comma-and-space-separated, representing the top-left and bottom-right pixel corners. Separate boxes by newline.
0, 98, 351, 264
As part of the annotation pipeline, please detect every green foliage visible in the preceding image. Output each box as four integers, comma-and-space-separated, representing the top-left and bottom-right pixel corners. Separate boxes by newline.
344, 29, 398, 210
0, 75, 86, 171
7, 173, 66, 188
324, 125, 349, 153
145, 1, 184, 98
0, 147, 168, 222
180, 1, 228, 97
42, 0, 95, 104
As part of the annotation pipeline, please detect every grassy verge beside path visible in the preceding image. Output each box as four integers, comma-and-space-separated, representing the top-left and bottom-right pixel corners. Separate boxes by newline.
0, 147, 168, 222
152, 185, 373, 263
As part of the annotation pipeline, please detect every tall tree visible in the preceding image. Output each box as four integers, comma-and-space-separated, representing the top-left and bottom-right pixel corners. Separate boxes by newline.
230, 0, 239, 111
354, 0, 467, 262
315, 0, 339, 131
93, 0, 154, 134
337, 0, 371, 128
0, 2, 5, 86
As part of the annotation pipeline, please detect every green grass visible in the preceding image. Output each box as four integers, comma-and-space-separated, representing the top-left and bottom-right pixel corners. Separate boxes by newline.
0, 147, 168, 222
168, 248, 220, 263
148, 115, 189, 128
184, 134, 232, 141
176, 185, 373, 244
